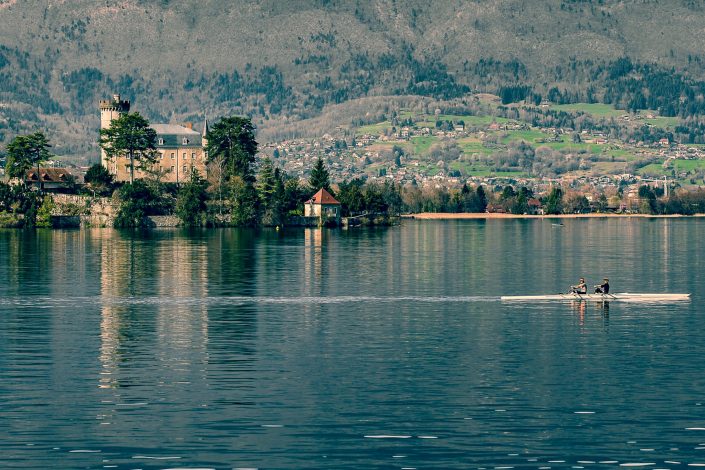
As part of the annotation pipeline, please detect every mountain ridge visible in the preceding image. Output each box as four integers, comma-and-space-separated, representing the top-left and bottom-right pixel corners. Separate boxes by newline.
1, 0, 705, 161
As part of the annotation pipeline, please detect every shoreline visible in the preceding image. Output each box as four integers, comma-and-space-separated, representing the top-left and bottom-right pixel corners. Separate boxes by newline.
405, 212, 705, 220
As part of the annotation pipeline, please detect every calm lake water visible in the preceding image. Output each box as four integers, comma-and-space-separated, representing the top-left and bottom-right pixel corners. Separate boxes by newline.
1, 219, 705, 469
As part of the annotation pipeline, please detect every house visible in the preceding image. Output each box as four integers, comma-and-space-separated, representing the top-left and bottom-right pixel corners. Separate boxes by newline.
527, 198, 543, 215
304, 188, 341, 226
25, 168, 77, 192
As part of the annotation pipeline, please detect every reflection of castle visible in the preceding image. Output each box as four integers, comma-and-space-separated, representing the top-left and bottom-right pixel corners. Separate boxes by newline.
99, 94, 208, 183
98, 231, 210, 390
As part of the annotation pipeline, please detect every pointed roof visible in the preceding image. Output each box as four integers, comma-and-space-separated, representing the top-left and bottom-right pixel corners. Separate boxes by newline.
202, 116, 209, 137
306, 188, 340, 205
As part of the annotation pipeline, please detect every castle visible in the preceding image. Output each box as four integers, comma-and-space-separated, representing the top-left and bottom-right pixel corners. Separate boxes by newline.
99, 94, 208, 183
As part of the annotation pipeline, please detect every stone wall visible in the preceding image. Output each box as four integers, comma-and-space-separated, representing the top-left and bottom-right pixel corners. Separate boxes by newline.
49, 194, 116, 227
287, 215, 322, 227
145, 215, 181, 227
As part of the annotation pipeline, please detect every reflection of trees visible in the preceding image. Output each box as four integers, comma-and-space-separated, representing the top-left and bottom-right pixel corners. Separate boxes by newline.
0, 230, 55, 296
205, 229, 259, 361
208, 229, 258, 296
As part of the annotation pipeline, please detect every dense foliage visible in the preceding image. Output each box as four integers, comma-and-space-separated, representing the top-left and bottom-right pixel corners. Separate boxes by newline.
0, 182, 43, 227
83, 163, 114, 196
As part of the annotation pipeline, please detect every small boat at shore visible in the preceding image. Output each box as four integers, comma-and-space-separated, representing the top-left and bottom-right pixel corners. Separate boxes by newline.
501, 293, 690, 302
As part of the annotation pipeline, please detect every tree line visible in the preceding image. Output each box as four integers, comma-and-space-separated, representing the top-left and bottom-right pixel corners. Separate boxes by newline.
0, 114, 407, 228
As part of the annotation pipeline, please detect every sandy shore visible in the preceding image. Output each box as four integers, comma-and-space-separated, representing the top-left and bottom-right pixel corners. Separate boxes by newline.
405, 212, 705, 220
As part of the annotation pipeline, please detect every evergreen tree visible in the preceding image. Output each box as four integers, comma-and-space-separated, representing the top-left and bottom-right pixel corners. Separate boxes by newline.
283, 178, 306, 216
308, 157, 331, 194
99, 112, 157, 184
83, 163, 114, 196
476, 185, 488, 212
257, 158, 285, 226
544, 187, 564, 215
6, 132, 53, 189
206, 116, 258, 181
175, 169, 209, 226
229, 176, 259, 226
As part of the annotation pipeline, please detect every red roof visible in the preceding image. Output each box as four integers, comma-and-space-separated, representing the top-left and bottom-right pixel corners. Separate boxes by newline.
306, 188, 340, 205
26, 168, 74, 183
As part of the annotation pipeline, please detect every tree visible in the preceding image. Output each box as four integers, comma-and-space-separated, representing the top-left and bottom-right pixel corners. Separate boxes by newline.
308, 157, 331, 194
283, 177, 306, 216
6, 132, 53, 189
99, 112, 157, 184
175, 169, 209, 226
544, 187, 564, 214
206, 116, 258, 181
257, 158, 285, 226
229, 176, 259, 226
337, 179, 366, 216
206, 155, 227, 217
476, 185, 488, 212
113, 180, 160, 228
83, 163, 114, 196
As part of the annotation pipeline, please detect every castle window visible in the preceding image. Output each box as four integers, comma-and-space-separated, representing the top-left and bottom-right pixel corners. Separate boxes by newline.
182, 137, 189, 145
158, 138, 164, 145
183, 152, 186, 160
170, 165, 175, 172
182, 165, 187, 174
191, 152, 196, 159
170, 152, 175, 159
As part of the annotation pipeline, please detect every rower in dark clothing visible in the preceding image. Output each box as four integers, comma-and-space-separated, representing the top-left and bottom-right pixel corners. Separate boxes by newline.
571, 278, 587, 295
594, 278, 610, 294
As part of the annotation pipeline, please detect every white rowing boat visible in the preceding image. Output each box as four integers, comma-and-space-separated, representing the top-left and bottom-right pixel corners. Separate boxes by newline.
500, 293, 691, 302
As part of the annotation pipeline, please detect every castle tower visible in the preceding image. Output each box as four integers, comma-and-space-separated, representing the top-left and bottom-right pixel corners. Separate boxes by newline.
99, 94, 130, 167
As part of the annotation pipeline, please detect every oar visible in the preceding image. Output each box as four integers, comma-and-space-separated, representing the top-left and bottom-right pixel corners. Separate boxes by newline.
565, 288, 583, 300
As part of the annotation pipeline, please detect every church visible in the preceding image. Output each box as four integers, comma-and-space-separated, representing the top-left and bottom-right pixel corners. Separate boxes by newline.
99, 94, 208, 183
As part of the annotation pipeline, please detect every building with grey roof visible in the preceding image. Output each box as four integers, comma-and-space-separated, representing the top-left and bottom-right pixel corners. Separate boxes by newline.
100, 95, 209, 183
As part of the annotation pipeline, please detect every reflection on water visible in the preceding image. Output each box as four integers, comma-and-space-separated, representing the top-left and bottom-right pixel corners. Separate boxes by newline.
1, 220, 705, 469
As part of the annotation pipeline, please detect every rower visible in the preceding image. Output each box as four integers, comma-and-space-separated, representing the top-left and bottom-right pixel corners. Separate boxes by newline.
570, 278, 587, 295
594, 278, 610, 294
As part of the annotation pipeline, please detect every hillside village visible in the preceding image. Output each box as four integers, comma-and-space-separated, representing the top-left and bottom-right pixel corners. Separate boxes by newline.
4, 93, 705, 219
259, 99, 705, 212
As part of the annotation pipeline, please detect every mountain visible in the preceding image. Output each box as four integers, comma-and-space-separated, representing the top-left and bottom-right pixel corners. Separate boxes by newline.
1, 0, 705, 161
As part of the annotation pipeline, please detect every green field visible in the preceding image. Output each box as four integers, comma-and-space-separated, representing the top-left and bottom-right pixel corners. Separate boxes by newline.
356, 121, 392, 135
642, 116, 680, 128
540, 141, 604, 153
637, 163, 668, 176
638, 159, 705, 178
673, 159, 705, 172
406, 136, 437, 155
605, 148, 638, 161
550, 103, 624, 118
499, 129, 547, 144
457, 138, 494, 156
550, 103, 681, 129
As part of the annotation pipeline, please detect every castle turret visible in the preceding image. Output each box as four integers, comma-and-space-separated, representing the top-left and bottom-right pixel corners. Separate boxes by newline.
202, 116, 209, 159
202, 116, 209, 143
99, 94, 130, 167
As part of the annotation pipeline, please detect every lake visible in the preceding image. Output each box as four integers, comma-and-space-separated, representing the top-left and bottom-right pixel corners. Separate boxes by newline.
1, 219, 705, 469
